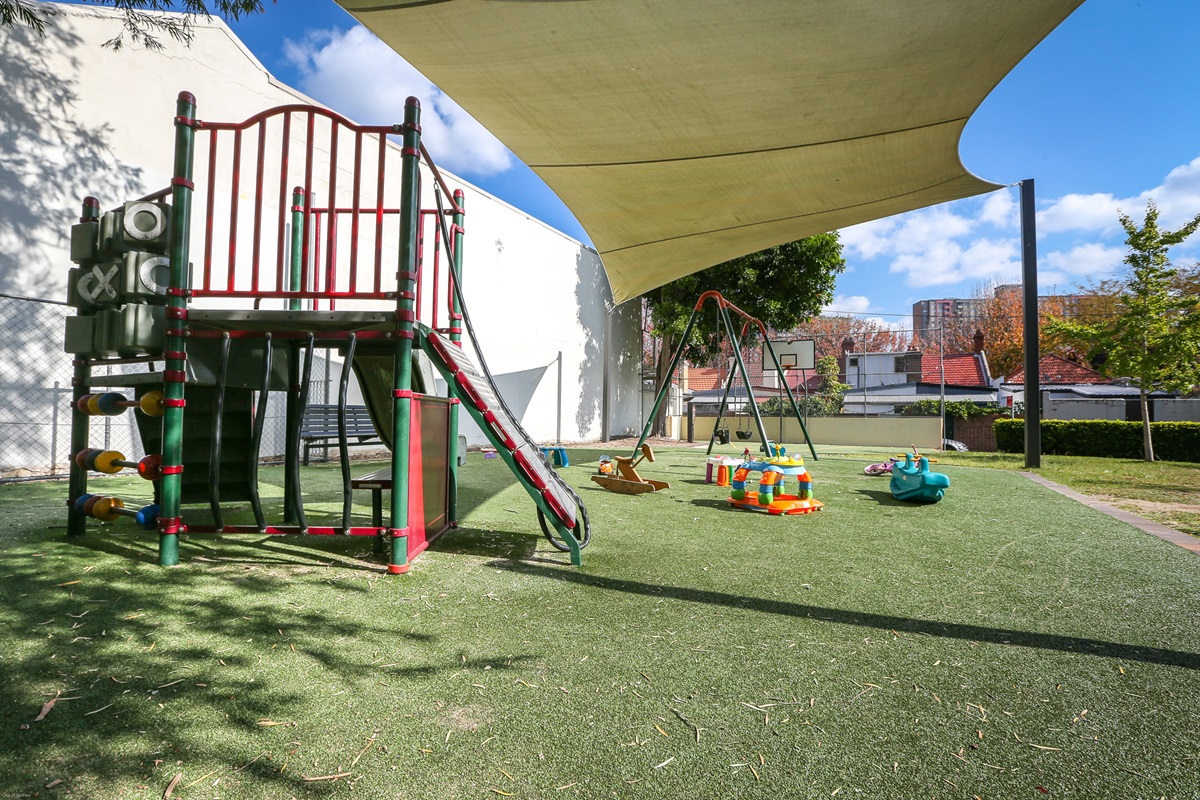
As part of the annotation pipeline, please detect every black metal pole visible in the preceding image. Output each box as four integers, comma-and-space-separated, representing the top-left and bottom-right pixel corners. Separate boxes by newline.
1020, 179, 1041, 469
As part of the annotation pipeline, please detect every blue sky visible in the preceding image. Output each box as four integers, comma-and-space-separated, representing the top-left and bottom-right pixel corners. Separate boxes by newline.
227, 0, 1200, 325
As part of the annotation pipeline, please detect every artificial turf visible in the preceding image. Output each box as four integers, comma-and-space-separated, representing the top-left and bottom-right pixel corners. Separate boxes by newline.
1, 444, 1198, 798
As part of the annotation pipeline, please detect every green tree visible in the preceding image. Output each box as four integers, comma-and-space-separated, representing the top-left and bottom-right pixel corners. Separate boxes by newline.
757, 354, 849, 417
645, 235, 845, 433
1047, 200, 1200, 461
2, 0, 264, 49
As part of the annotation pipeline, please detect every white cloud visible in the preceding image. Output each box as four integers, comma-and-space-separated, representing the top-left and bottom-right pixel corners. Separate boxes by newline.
1038, 156, 1200, 235
1037, 192, 1124, 233
978, 188, 1018, 227
889, 207, 973, 255
823, 294, 872, 315
1043, 242, 1125, 277
958, 238, 1021, 281
836, 154, 1200, 301
1145, 156, 1200, 230
839, 216, 898, 260
284, 26, 514, 178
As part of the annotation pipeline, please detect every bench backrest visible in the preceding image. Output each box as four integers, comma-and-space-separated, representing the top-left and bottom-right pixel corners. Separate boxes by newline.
300, 405, 380, 438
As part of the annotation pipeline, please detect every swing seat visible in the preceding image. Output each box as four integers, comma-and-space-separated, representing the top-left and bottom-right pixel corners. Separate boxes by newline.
735, 429, 754, 440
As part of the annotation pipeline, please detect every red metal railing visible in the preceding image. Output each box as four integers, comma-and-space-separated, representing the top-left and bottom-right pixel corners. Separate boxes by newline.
188, 104, 463, 322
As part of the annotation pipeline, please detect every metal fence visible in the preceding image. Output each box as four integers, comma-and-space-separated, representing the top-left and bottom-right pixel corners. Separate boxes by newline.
0, 294, 337, 480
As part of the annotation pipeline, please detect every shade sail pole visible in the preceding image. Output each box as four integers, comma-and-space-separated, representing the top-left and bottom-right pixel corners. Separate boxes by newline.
1020, 179, 1041, 469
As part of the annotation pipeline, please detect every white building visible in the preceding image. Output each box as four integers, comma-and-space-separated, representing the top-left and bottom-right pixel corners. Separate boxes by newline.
0, 4, 644, 471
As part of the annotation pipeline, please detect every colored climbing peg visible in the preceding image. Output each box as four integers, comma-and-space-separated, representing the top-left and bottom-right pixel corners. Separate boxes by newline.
75, 390, 165, 417
75, 449, 163, 480
73, 494, 161, 530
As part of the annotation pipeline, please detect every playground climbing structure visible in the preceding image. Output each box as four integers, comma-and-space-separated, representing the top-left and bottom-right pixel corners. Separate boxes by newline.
65, 92, 589, 572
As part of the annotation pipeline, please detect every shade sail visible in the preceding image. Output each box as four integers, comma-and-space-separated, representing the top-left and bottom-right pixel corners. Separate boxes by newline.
337, 0, 1083, 304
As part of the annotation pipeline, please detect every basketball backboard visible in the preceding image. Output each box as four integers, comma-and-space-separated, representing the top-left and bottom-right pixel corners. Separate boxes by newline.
766, 339, 815, 372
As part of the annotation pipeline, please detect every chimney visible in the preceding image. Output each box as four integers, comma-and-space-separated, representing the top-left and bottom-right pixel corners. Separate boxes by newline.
973, 329, 984, 354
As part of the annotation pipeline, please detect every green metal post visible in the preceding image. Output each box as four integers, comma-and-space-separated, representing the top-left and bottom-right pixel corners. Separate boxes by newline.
159, 91, 198, 567
388, 97, 422, 574
761, 339, 819, 460
282, 187, 306, 521
631, 308, 700, 458
446, 190, 465, 523
289, 187, 305, 312
719, 308, 771, 453
67, 197, 100, 537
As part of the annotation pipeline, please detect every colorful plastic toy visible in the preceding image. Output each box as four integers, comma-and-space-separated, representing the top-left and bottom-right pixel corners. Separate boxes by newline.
76, 390, 164, 417
705, 455, 741, 486
591, 443, 669, 495
75, 448, 163, 480
73, 493, 160, 530
889, 452, 950, 503
727, 449, 822, 515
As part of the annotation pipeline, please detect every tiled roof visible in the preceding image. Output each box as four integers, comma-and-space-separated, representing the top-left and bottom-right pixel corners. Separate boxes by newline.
686, 367, 722, 391
920, 352, 987, 387
684, 364, 814, 392
1008, 355, 1108, 385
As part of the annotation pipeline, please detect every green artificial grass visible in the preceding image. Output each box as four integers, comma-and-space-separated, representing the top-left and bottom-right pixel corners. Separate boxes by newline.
2, 444, 1198, 798
821, 446, 1200, 539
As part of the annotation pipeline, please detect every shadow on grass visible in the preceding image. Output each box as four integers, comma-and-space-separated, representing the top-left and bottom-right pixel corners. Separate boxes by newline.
62, 528, 394, 573
0, 548, 536, 795
430, 524, 541, 561
491, 561, 1200, 671
855, 488, 917, 506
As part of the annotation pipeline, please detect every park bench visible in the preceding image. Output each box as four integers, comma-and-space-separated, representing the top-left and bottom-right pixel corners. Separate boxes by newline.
300, 404, 384, 465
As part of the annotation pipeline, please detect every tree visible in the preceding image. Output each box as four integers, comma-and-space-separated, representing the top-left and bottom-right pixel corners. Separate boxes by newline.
782, 314, 911, 363
2, 0, 264, 49
757, 354, 849, 417
1047, 200, 1200, 461
644, 234, 845, 434
972, 283, 1069, 379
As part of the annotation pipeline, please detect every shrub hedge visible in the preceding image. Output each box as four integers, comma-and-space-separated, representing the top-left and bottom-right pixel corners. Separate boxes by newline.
994, 418, 1200, 462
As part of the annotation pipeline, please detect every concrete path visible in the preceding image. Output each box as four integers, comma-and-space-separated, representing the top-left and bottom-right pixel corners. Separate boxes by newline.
1020, 472, 1200, 554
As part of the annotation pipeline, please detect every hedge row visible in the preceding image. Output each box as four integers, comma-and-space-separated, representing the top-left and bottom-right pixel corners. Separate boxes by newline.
994, 419, 1200, 462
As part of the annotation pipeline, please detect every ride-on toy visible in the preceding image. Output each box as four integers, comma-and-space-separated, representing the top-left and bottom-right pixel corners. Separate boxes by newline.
889, 452, 950, 503
591, 444, 670, 495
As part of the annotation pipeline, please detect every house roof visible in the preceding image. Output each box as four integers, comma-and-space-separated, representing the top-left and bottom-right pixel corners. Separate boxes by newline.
1007, 354, 1108, 385
843, 383, 998, 405
920, 352, 988, 387
1044, 384, 1173, 398
685, 363, 813, 393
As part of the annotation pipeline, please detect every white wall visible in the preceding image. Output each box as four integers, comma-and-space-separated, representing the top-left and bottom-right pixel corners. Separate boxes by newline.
846, 353, 907, 389
0, 4, 642, 463
1044, 397, 1125, 421
1152, 399, 1200, 422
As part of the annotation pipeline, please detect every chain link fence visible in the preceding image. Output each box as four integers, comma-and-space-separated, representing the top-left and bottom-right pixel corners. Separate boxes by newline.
0, 294, 339, 480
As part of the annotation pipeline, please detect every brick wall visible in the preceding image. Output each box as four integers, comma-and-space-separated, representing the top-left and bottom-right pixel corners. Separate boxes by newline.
953, 414, 1004, 452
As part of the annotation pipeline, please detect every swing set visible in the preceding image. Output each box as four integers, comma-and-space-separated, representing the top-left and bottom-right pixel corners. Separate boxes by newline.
631, 291, 817, 461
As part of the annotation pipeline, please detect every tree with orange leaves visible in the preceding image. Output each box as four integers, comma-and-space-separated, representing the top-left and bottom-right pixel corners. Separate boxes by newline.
973, 285, 1068, 379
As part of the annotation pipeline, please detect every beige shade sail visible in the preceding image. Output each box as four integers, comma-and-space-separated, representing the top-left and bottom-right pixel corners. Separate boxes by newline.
338, 0, 1083, 304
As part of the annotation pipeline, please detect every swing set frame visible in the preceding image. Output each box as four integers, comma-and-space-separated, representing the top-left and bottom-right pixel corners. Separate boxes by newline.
632, 291, 817, 461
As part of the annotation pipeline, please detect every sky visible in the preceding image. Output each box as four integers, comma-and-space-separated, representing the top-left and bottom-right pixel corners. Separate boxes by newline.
225, 0, 1200, 328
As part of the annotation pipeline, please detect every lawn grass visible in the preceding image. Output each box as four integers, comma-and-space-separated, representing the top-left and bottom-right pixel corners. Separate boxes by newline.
818, 444, 1200, 538
1, 444, 1198, 798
